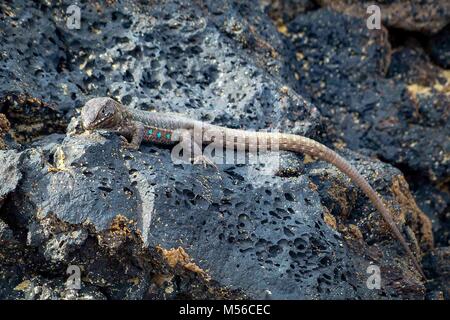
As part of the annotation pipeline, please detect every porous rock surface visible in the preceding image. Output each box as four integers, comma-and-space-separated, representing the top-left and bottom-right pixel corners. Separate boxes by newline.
0, 130, 428, 299
0, 0, 443, 299
280, 7, 449, 298
286, 9, 449, 184
317, 0, 450, 34
428, 25, 450, 69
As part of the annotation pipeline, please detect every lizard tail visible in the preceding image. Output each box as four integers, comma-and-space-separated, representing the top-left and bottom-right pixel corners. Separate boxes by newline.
274, 133, 426, 279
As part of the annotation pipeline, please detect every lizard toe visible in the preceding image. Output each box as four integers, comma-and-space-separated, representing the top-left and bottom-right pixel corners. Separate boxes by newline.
192, 155, 217, 170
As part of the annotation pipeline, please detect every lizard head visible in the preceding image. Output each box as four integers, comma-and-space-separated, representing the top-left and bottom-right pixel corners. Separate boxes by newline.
81, 97, 123, 130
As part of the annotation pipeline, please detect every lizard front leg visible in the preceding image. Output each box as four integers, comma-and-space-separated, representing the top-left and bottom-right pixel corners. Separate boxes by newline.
118, 122, 144, 150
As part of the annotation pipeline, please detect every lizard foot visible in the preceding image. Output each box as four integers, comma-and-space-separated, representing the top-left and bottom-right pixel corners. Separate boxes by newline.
192, 155, 218, 169
119, 136, 140, 150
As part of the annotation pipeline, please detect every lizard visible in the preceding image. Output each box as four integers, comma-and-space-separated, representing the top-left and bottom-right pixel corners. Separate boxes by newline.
80, 96, 426, 279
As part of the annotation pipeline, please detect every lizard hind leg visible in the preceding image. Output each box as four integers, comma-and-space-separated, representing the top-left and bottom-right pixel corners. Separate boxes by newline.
178, 128, 218, 169
191, 154, 218, 169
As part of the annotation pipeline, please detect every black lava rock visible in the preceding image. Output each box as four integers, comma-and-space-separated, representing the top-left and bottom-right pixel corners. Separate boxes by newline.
429, 25, 450, 69
0, 0, 439, 300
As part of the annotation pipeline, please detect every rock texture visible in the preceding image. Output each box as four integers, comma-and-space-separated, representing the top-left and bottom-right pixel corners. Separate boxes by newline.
429, 25, 450, 68
0, 0, 446, 299
317, 0, 450, 34
279, 6, 449, 299
262, 0, 318, 23
0, 130, 429, 299
0, 113, 9, 150
286, 9, 449, 186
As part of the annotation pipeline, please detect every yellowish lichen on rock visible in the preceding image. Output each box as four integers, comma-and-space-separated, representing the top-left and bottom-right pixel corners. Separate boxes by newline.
303, 154, 316, 164
14, 280, 32, 291
109, 214, 134, 237
323, 210, 337, 230
348, 224, 363, 240
276, 19, 289, 35
407, 70, 450, 98
157, 245, 210, 280
47, 146, 70, 173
